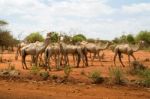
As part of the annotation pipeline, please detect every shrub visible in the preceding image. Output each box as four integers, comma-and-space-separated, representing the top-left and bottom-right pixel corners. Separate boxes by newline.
40, 71, 49, 80
30, 65, 40, 75
25, 32, 44, 43
136, 31, 150, 44
89, 70, 103, 84
126, 34, 135, 44
138, 69, 150, 87
109, 67, 124, 84
72, 34, 86, 44
51, 74, 58, 80
129, 61, 146, 75
64, 66, 72, 78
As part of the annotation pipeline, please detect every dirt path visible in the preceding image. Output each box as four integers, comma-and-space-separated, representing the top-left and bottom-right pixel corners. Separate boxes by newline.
0, 80, 150, 99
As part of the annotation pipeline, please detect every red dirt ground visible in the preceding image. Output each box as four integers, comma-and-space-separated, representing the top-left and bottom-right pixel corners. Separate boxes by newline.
0, 49, 150, 99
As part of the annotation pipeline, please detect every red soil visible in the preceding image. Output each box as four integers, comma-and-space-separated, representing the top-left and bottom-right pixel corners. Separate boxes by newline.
0, 49, 150, 99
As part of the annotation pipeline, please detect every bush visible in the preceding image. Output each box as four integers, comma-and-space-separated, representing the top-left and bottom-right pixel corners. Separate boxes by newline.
72, 34, 86, 44
137, 69, 150, 87
126, 34, 135, 44
50, 32, 59, 43
40, 71, 49, 80
30, 65, 40, 75
136, 31, 150, 44
64, 66, 72, 78
25, 32, 44, 43
129, 61, 146, 75
89, 70, 103, 84
109, 67, 124, 84
51, 74, 58, 80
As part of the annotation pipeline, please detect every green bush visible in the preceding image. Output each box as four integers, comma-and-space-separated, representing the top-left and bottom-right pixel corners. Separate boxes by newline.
30, 65, 40, 75
50, 32, 59, 43
40, 71, 49, 80
129, 61, 146, 75
64, 66, 72, 78
109, 67, 124, 84
72, 34, 86, 43
126, 34, 135, 44
136, 31, 150, 44
138, 69, 150, 87
89, 70, 103, 84
25, 32, 44, 43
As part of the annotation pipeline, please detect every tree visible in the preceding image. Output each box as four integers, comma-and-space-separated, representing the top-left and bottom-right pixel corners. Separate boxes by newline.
126, 34, 135, 44
50, 32, 59, 43
136, 31, 150, 44
25, 32, 44, 43
72, 34, 86, 43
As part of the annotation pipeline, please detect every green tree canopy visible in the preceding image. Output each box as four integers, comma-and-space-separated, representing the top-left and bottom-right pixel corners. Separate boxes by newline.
72, 34, 86, 43
136, 31, 150, 44
50, 32, 59, 43
25, 32, 44, 43
126, 34, 135, 44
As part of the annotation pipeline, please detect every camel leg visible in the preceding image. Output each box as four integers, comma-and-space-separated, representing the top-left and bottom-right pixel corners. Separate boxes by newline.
98, 52, 103, 66
118, 53, 125, 67
22, 56, 28, 69
128, 55, 131, 66
76, 54, 81, 68
91, 53, 95, 66
22, 55, 25, 69
113, 52, 117, 66
131, 54, 136, 61
73, 54, 75, 66
35, 54, 39, 67
84, 52, 88, 66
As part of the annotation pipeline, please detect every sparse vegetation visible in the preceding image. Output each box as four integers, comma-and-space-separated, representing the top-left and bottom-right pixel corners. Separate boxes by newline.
109, 67, 125, 85
139, 69, 150, 87
64, 66, 72, 78
129, 61, 146, 75
30, 65, 40, 75
40, 71, 49, 80
25, 32, 44, 43
89, 70, 103, 84
51, 74, 58, 80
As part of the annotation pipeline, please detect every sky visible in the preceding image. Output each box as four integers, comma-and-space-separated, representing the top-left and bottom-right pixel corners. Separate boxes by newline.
0, 0, 150, 40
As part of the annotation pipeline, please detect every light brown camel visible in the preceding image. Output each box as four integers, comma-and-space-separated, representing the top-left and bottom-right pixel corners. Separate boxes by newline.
81, 41, 110, 66
15, 41, 28, 60
44, 43, 61, 70
21, 33, 51, 69
113, 41, 144, 67
59, 42, 87, 68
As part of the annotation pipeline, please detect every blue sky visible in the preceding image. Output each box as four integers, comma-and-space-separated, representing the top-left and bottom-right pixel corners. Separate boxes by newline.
0, 0, 150, 40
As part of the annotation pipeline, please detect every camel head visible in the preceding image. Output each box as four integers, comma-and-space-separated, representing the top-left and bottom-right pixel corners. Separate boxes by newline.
132, 40, 145, 52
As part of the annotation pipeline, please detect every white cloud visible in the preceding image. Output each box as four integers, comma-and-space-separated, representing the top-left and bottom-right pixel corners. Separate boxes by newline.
0, 0, 150, 40
122, 3, 150, 14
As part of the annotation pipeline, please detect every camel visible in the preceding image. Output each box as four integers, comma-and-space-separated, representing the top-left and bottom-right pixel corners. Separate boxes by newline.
80, 41, 110, 66
21, 33, 51, 69
113, 41, 144, 67
44, 43, 61, 70
15, 41, 28, 60
59, 42, 87, 68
